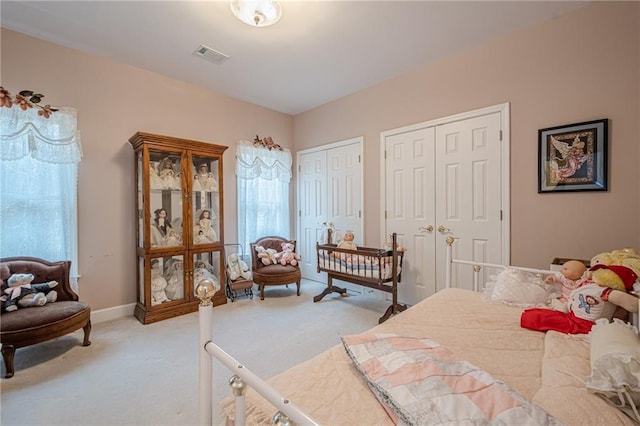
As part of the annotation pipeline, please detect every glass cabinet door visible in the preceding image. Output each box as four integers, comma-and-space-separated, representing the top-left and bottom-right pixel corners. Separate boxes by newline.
191, 154, 220, 245
148, 149, 184, 249
140, 254, 186, 306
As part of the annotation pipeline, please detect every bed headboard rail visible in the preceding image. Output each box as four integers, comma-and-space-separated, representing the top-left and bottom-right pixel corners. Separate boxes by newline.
444, 237, 640, 327
444, 236, 555, 292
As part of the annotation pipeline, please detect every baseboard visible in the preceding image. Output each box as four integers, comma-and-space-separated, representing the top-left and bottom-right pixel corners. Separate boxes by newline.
91, 303, 136, 324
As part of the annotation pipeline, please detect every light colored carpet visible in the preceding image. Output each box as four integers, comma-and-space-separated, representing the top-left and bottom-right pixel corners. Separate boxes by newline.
1, 279, 391, 425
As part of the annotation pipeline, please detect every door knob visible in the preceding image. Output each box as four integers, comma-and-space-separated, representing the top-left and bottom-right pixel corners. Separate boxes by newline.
437, 225, 450, 233
418, 225, 433, 232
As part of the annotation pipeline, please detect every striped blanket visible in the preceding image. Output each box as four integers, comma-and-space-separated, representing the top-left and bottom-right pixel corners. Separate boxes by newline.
342, 333, 563, 425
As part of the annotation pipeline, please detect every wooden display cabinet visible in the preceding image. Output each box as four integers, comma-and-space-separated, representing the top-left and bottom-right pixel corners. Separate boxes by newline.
129, 132, 228, 324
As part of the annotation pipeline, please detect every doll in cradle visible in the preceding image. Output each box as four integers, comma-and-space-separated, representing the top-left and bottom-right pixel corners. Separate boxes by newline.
337, 231, 357, 251
332, 230, 357, 259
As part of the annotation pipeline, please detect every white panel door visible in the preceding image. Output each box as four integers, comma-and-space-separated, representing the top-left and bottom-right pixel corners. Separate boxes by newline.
383, 107, 507, 305
384, 128, 436, 304
435, 112, 503, 292
326, 143, 362, 245
297, 139, 363, 284
298, 150, 327, 281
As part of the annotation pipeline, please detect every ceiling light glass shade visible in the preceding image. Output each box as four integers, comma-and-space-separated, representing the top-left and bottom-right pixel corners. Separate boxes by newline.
230, 0, 282, 27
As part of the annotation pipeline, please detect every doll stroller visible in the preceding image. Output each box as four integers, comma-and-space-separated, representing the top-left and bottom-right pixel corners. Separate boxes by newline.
223, 243, 254, 302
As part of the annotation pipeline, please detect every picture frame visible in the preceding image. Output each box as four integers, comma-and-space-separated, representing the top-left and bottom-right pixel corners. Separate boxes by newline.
538, 118, 608, 193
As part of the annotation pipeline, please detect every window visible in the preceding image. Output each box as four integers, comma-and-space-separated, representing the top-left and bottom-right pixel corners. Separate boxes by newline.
236, 142, 292, 250
0, 106, 82, 290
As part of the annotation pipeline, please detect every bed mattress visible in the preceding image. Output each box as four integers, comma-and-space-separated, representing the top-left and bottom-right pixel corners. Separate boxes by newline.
220, 288, 635, 425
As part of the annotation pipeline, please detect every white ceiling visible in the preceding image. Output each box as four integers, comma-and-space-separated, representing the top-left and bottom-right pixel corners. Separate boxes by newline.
1, 1, 588, 115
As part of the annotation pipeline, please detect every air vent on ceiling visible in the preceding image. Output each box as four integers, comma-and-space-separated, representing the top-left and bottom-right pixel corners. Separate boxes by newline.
193, 44, 229, 65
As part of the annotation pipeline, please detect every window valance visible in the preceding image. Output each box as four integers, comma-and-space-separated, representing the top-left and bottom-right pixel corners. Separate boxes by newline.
235, 141, 291, 182
0, 106, 83, 164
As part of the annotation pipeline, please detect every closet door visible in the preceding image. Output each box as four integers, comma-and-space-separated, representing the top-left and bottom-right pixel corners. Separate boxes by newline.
297, 139, 363, 284
298, 150, 328, 281
384, 127, 437, 304
384, 106, 508, 305
326, 143, 362, 244
434, 112, 503, 292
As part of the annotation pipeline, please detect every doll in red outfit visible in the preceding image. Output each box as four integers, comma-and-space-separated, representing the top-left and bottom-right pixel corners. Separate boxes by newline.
521, 264, 639, 334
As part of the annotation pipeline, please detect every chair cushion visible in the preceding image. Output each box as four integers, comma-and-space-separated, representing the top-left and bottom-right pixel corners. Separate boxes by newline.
1, 301, 90, 332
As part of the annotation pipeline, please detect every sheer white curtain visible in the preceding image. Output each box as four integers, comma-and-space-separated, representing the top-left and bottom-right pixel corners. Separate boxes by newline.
0, 106, 82, 290
236, 141, 291, 250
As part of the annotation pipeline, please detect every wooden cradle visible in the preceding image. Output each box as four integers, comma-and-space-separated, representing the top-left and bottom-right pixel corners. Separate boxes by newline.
313, 232, 406, 323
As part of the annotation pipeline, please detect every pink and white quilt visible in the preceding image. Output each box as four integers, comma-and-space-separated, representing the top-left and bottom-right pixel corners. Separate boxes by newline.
342, 332, 562, 425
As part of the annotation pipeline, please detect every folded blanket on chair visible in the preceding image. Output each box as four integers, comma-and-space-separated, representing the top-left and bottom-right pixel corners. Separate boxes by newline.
342, 333, 563, 425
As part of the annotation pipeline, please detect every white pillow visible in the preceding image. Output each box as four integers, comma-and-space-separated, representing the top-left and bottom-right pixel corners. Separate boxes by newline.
586, 318, 640, 422
482, 268, 555, 306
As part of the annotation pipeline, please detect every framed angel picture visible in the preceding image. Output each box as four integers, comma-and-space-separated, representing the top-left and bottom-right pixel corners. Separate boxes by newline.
538, 119, 608, 193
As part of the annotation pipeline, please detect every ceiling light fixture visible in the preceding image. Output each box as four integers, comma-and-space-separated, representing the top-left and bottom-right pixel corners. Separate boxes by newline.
230, 0, 282, 27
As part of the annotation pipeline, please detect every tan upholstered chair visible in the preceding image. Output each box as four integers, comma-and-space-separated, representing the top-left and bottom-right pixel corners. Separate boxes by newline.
0, 257, 91, 378
250, 236, 301, 300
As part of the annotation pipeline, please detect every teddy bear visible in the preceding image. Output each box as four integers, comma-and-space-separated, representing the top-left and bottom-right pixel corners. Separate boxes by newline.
587, 248, 640, 318
276, 242, 301, 266
255, 245, 278, 266
1, 273, 58, 312
590, 248, 640, 278
521, 248, 640, 334
227, 253, 252, 281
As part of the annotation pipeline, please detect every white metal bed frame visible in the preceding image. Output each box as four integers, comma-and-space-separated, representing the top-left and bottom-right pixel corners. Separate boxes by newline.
195, 236, 638, 425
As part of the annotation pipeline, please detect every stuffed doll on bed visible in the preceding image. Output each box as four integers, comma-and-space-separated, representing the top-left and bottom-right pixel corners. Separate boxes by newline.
521, 248, 640, 334
545, 259, 587, 312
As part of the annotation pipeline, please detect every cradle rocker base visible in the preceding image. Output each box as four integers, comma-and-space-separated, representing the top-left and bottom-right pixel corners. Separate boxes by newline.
313, 285, 348, 302
378, 303, 408, 324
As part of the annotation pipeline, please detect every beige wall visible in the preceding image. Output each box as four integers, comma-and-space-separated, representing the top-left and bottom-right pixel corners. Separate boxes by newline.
294, 1, 640, 268
1, 1, 638, 312
1, 28, 293, 311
